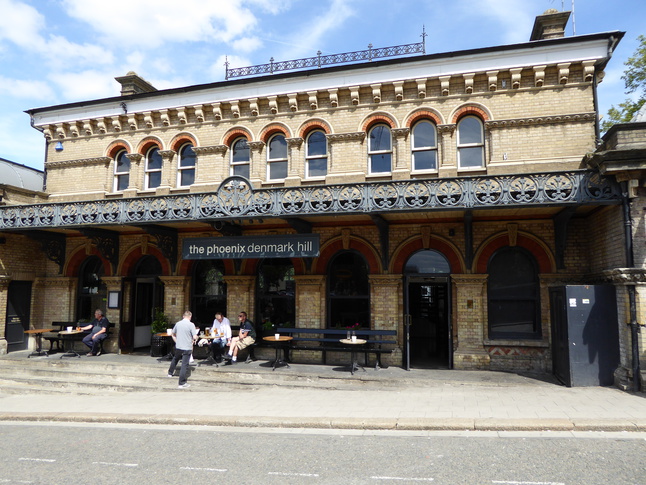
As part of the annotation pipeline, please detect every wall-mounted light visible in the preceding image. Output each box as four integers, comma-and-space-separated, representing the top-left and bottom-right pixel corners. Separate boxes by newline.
55, 141, 64, 152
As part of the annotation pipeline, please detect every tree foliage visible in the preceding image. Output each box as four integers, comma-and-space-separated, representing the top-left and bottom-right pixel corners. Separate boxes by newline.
602, 35, 646, 132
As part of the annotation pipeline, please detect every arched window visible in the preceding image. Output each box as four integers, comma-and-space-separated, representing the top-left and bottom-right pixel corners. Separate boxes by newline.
177, 143, 196, 187
257, 259, 295, 333
305, 130, 327, 178
77, 256, 106, 321
487, 247, 541, 339
368, 124, 392, 174
230, 137, 250, 178
192, 260, 226, 327
267, 133, 288, 181
404, 250, 450, 274
457, 116, 485, 169
113, 149, 130, 192
145, 146, 162, 189
328, 251, 370, 328
412, 121, 437, 172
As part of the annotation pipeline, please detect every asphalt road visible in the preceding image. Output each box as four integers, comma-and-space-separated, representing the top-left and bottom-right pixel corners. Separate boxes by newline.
1, 423, 644, 484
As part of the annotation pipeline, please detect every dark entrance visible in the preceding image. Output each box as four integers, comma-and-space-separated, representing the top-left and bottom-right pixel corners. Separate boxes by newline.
406, 277, 451, 369
130, 256, 163, 349
6, 281, 32, 353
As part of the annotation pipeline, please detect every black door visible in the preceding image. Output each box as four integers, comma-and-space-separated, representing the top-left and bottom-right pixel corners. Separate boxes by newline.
132, 277, 163, 348
405, 277, 451, 369
6, 281, 32, 353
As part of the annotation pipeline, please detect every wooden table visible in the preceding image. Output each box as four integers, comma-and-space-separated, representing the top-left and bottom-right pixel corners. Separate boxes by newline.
58, 330, 84, 358
24, 328, 55, 358
262, 336, 293, 370
339, 338, 367, 374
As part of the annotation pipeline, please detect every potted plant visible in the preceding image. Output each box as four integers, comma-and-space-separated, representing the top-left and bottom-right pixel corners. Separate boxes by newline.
150, 308, 170, 356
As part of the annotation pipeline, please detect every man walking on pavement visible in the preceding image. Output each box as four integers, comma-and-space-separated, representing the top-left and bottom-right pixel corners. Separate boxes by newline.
167, 310, 198, 389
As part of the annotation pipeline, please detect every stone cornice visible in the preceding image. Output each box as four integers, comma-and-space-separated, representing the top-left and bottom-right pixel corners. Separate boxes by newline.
192, 145, 228, 155
46, 157, 111, 168
486, 113, 596, 129
602, 268, 646, 285
327, 132, 366, 142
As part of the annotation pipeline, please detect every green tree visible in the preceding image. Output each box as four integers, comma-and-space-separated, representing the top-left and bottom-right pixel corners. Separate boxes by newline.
602, 35, 646, 132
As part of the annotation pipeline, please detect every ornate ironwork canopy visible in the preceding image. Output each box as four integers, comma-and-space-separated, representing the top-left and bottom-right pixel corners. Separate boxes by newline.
0, 171, 621, 232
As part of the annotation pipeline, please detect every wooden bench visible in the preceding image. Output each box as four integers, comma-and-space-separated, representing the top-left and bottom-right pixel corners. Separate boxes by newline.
275, 327, 397, 369
45, 321, 114, 354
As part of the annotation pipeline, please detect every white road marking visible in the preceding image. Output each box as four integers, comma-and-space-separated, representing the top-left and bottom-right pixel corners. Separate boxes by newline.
269, 472, 320, 477
492, 481, 565, 485
92, 461, 138, 467
179, 466, 227, 472
372, 477, 434, 482
18, 458, 55, 463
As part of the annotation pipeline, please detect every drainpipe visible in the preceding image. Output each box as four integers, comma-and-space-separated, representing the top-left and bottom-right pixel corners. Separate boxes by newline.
621, 181, 641, 392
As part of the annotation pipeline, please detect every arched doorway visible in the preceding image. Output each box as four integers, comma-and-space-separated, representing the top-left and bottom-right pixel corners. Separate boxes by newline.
404, 249, 452, 369
131, 255, 163, 349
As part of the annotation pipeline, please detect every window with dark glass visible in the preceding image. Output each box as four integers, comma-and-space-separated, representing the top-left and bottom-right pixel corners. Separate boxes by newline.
404, 250, 450, 274
412, 121, 437, 172
177, 143, 196, 187
306, 130, 327, 178
487, 247, 541, 339
145, 146, 162, 189
257, 259, 295, 333
77, 256, 106, 321
191, 260, 226, 327
113, 149, 130, 191
230, 137, 250, 178
328, 251, 370, 328
267, 133, 288, 180
368, 124, 392, 174
457, 116, 485, 169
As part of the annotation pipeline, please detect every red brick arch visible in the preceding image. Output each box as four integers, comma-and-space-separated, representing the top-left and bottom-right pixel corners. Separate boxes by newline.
391, 237, 464, 274
223, 128, 253, 147
65, 247, 112, 278
361, 113, 397, 132
451, 105, 490, 123
405, 110, 442, 127
474, 233, 554, 274
119, 246, 171, 276
259, 123, 291, 143
105, 140, 131, 159
170, 133, 198, 152
314, 236, 381, 275
136, 136, 163, 154
299, 119, 332, 138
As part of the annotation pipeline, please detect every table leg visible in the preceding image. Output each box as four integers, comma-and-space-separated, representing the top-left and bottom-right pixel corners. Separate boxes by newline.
272, 344, 290, 370
60, 335, 81, 359
350, 348, 365, 375
28, 334, 48, 358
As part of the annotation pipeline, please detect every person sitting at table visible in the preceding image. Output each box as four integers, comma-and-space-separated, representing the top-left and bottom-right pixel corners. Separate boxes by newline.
224, 311, 255, 365
197, 311, 231, 363
80, 309, 110, 357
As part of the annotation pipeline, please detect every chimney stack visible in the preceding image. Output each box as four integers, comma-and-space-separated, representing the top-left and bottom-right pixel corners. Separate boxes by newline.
530, 9, 571, 41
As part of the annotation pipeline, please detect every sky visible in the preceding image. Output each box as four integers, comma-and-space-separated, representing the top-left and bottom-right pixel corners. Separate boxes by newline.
0, 0, 644, 171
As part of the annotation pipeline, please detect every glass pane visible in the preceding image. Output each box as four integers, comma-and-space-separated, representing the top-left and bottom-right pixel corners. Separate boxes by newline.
180, 168, 195, 186
269, 135, 287, 160
179, 144, 196, 168
148, 170, 161, 188
147, 147, 162, 170
458, 117, 483, 144
232, 139, 249, 163
257, 259, 295, 329
489, 300, 537, 334
307, 157, 327, 177
233, 164, 250, 179
116, 151, 130, 173
116, 174, 129, 191
459, 147, 484, 168
369, 125, 391, 151
370, 153, 391, 173
404, 250, 450, 273
413, 150, 437, 171
269, 161, 288, 180
307, 131, 327, 156
329, 252, 369, 296
413, 121, 436, 148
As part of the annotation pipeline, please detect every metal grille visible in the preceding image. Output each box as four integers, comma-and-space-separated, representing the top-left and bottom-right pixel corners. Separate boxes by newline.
226, 41, 426, 80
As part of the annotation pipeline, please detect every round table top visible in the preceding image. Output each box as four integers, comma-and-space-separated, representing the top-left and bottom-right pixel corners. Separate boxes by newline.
154, 332, 173, 337
199, 334, 223, 339
339, 338, 367, 345
262, 336, 293, 342
24, 328, 55, 334
59, 330, 83, 335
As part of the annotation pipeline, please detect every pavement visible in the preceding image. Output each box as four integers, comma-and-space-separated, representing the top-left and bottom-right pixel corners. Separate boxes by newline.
0, 350, 645, 432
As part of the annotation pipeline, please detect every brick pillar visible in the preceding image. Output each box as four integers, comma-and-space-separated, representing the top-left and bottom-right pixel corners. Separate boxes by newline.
224, 275, 256, 321
0, 276, 9, 354
159, 276, 190, 324
451, 274, 491, 369
369, 274, 403, 367
101, 276, 123, 353
294, 275, 325, 329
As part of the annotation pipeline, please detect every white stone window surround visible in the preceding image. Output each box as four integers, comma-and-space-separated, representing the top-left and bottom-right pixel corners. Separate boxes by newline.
230, 137, 250, 178
176, 143, 196, 187
112, 149, 130, 192
144, 146, 163, 190
368, 124, 393, 175
457, 116, 485, 170
267, 133, 288, 181
411, 120, 438, 173
305, 130, 328, 179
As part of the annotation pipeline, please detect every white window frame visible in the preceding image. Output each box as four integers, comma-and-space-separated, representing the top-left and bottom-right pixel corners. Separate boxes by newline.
411, 120, 438, 173
305, 130, 328, 179
230, 137, 250, 178
267, 133, 288, 181
176, 143, 196, 187
144, 146, 162, 190
368, 124, 392, 174
457, 115, 485, 170
113, 149, 130, 192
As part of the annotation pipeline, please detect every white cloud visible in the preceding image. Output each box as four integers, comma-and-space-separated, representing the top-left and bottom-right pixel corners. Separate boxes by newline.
46, 35, 115, 66
233, 37, 263, 53
48, 70, 119, 101
0, 0, 45, 50
467, 0, 538, 44
0, 76, 54, 99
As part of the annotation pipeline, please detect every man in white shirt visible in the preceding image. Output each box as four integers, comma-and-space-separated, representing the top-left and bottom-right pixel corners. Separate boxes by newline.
167, 311, 198, 389
206, 312, 231, 363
